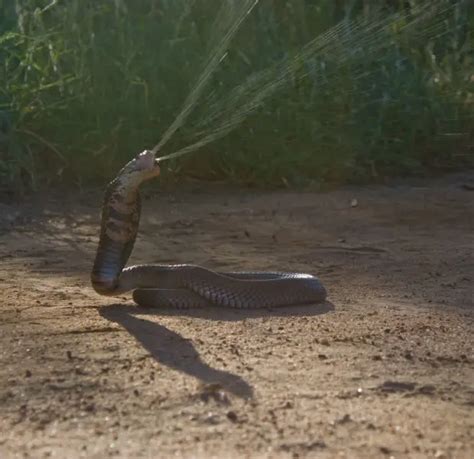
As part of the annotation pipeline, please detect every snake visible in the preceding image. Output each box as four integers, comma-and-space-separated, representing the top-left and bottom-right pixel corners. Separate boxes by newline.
91, 150, 327, 308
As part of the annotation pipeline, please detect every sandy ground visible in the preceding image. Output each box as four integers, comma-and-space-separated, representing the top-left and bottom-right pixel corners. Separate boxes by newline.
0, 173, 473, 459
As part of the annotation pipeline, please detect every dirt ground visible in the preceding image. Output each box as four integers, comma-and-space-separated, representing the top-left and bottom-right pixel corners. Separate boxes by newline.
0, 172, 473, 459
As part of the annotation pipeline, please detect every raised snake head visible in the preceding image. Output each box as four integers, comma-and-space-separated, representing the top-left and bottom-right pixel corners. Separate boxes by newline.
117, 150, 161, 188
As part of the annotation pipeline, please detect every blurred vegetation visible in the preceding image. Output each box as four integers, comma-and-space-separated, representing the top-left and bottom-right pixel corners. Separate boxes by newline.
0, 0, 472, 193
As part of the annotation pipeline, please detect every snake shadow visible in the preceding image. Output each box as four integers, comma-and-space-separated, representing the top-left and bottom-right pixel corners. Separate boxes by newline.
100, 304, 255, 399
99, 301, 334, 400
123, 301, 335, 321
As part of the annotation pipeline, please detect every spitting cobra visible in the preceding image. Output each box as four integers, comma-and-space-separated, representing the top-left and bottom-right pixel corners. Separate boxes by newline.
91, 151, 327, 308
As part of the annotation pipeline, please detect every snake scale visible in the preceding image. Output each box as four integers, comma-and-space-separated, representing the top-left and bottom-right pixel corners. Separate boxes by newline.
91, 151, 327, 308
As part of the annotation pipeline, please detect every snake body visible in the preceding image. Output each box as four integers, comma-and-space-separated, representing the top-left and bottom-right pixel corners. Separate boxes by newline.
91, 151, 327, 308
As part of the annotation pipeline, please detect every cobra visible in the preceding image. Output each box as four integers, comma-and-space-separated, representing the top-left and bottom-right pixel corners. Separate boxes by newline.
91, 151, 327, 308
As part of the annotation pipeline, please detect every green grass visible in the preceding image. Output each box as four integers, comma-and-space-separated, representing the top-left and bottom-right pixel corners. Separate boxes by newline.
0, 0, 473, 193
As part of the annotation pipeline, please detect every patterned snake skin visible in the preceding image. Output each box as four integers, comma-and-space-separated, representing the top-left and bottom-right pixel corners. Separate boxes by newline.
91, 151, 327, 308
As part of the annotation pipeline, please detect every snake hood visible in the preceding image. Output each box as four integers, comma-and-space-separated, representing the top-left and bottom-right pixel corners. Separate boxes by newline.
90, 150, 160, 295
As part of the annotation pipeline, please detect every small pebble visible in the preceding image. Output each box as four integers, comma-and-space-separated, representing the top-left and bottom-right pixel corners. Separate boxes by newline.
226, 411, 238, 423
